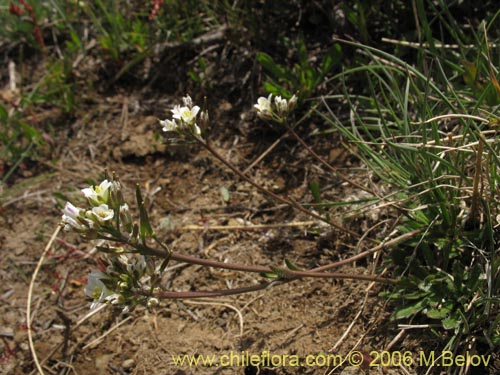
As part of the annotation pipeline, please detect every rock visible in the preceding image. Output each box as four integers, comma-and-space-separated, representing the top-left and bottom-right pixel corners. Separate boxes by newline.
122, 358, 135, 370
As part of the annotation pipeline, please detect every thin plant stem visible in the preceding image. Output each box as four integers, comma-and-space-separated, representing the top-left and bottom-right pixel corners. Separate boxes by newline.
310, 229, 422, 273
197, 138, 370, 241
155, 281, 279, 299
149, 268, 395, 300
243, 102, 319, 174
105, 230, 411, 283
285, 124, 375, 194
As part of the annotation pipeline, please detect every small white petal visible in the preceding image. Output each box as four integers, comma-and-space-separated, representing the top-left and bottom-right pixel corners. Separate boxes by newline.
288, 94, 298, 110
63, 202, 81, 219
254, 94, 273, 118
62, 202, 88, 231
160, 119, 178, 132
171, 105, 186, 120
90, 204, 114, 223
81, 180, 112, 205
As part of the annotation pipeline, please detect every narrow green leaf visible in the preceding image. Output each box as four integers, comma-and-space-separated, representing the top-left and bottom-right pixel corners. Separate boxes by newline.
19, 121, 42, 143
309, 180, 322, 204
284, 258, 302, 271
136, 184, 154, 241
461, 60, 477, 85
321, 44, 342, 74
0, 104, 8, 121
426, 303, 453, 319
257, 52, 286, 80
393, 300, 425, 319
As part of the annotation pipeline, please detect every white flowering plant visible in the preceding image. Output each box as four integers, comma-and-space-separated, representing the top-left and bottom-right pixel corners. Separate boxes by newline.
254, 93, 297, 123
61, 95, 396, 313
61, 173, 169, 311
159, 95, 208, 140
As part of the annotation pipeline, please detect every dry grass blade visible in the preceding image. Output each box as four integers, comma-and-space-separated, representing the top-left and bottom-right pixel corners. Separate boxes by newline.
179, 221, 315, 232
82, 316, 133, 350
184, 299, 244, 337
27, 225, 61, 375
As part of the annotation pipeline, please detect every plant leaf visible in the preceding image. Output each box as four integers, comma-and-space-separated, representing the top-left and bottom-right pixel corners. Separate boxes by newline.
136, 184, 154, 242
285, 258, 302, 271
393, 300, 425, 319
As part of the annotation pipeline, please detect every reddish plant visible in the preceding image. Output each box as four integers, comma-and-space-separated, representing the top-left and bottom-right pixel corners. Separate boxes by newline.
10, 0, 45, 51
149, 0, 165, 20
9, 2, 24, 16
0, 338, 16, 364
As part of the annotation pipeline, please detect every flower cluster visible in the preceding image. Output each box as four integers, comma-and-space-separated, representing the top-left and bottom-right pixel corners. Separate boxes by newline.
160, 95, 207, 139
61, 176, 162, 311
61, 179, 125, 234
254, 93, 297, 123
84, 254, 160, 312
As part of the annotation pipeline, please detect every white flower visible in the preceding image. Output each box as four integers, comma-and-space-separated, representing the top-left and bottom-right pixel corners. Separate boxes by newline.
81, 180, 112, 206
254, 94, 273, 119
88, 204, 114, 224
108, 180, 124, 208
171, 105, 200, 126
254, 93, 298, 123
160, 118, 178, 132
274, 96, 288, 115
62, 202, 90, 231
84, 270, 112, 310
63, 201, 81, 219
119, 203, 132, 229
160, 96, 204, 140
199, 110, 209, 126
62, 202, 82, 228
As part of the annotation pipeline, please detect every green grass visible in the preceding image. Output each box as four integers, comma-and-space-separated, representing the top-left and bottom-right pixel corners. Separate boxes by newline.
312, 26, 500, 358
243, 0, 500, 362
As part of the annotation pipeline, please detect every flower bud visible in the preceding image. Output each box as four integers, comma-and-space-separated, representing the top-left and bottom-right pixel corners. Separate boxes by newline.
119, 203, 132, 232
288, 94, 298, 111
147, 297, 159, 308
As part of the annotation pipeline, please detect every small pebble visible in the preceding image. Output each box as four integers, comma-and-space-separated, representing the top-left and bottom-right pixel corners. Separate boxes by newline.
122, 359, 135, 370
